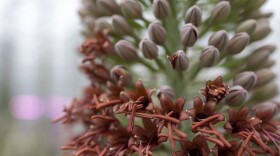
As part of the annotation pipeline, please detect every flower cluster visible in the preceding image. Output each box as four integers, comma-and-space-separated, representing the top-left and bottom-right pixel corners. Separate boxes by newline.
55, 0, 280, 155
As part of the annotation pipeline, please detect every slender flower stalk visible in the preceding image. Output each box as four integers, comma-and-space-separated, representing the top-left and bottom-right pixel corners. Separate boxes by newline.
55, 0, 280, 155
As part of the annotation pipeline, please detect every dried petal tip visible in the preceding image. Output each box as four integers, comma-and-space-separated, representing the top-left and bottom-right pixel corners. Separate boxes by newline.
208, 30, 229, 51
112, 14, 132, 36
180, 23, 198, 47
139, 39, 158, 59
115, 40, 138, 61
120, 0, 142, 19
157, 85, 175, 100
200, 46, 220, 67
228, 32, 250, 55
184, 5, 202, 26
225, 86, 248, 106
148, 22, 167, 45
233, 71, 257, 90
168, 50, 189, 71
152, 0, 170, 20
110, 65, 132, 86
255, 69, 275, 87
210, 1, 231, 22
236, 19, 257, 35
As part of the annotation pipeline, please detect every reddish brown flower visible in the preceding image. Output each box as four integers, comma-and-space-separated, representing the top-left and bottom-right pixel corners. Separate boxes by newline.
115, 80, 154, 132
176, 135, 210, 156
80, 29, 114, 57
200, 76, 229, 103
225, 106, 277, 155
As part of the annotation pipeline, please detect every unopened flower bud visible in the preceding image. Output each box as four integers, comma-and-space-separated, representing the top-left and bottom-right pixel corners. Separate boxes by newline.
120, 0, 142, 19
148, 22, 167, 45
157, 85, 175, 100
180, 23, 198, 47
249, 11, 273, 19
246, 0, 267, 11
252, 44, 276, 54
152, 0, 170, 20
225, 86, 248, 105
115, 40, 138, 61
184, 5, 202, 26
208, 30, 229, 51
253, 82, 279, 101
255, 101, 278, 121
251, 19, 271, 41
97, 0, 120, 15
210, 1, 231, 22
94, 18, 113, 32
168, 50, 189, 71
255, 69, 275, 87
262, 59, 275, 68
228, 32, 250, 54
247, 50, 270, 69
110, 65, 132, 86
139, 39, 158, 59
83, 1, 107, 17
233, 71, 257, 90
200, 46, 220, 67
236, 19, 257, 35
112, 15, 132, 36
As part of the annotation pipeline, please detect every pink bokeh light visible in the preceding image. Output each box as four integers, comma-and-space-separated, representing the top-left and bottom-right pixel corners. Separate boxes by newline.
10, 95, 44, 120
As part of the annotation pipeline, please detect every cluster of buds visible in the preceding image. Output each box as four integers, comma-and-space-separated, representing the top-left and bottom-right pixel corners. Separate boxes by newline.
55, 0, 280, 155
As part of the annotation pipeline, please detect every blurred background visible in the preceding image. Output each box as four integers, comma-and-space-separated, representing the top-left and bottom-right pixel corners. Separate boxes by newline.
0, 0, 279, 156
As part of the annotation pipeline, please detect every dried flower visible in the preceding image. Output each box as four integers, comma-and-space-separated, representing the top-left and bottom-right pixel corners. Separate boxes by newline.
168, 50, 189, 71
200, 46, 220, 67
115, 40, 138, 61
180, 23, 198, 47
152, 0, 170, 20
184, 5, 202, 27
139, 38, 158, 59
148, 22, 167, 45
201, 76, 229, 102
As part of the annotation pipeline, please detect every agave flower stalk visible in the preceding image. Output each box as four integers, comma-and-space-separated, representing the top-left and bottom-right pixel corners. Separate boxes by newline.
55, 0, 279, 155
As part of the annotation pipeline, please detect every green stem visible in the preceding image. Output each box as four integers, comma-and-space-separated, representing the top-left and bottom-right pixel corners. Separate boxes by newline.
198, 19, 212, 38
188, 62, 202, 81
163, 44, 172, 55
156, 58, 166, 71
138, 58, 157, 72
163, 0, 181, 52
141, 17, 150, 28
